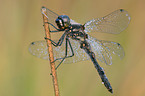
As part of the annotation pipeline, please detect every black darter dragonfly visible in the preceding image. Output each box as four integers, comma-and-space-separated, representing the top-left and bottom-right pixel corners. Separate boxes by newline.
29, 7, 130, 93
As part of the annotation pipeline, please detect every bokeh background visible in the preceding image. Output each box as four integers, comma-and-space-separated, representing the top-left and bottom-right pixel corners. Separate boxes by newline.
1, 0, 145, 96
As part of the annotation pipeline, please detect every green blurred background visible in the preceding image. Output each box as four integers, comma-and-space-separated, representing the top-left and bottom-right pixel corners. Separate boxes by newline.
1, 0, 145, 96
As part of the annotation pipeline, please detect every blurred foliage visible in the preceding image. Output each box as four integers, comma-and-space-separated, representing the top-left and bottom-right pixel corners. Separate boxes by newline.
1, 0, 145, 96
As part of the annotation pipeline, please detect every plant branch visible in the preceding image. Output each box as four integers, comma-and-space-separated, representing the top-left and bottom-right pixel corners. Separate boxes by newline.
41, 6, 60, 96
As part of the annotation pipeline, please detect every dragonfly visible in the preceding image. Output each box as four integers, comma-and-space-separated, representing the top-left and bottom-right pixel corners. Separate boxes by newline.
29, 7, 131, 93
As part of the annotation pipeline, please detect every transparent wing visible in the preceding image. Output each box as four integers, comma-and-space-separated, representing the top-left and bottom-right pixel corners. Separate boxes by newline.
28, 39, 89, 64
41, 8, 59, 31
64, 38, 90, 63
29, 36, 124, 65
84, 9, 131, 34
87, 36, 125, 65
70, 19, 81, 25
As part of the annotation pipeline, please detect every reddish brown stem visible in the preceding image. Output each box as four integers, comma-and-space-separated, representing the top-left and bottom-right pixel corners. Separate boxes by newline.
41, 7, 60, 96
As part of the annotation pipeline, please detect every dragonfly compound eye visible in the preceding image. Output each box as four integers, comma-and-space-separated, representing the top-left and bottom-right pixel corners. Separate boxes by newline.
55, 15, 70, 30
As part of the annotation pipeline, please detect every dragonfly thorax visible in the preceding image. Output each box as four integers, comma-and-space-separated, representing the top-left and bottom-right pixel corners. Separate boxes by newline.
67, 24, 88, 41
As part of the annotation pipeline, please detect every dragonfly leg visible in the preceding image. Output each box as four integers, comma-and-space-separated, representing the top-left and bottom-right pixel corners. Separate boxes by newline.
55, 37, 74, 70
65, 37, 74, 58
45, 32, 66, 47
50, 38, 74, 75
43, 22, 60, 32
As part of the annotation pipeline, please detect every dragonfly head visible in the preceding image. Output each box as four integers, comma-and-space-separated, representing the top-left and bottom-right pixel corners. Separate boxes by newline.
55, 15, 70, 30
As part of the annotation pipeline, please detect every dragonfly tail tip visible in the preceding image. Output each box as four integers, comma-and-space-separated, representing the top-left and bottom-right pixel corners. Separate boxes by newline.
109, 89, 113, 94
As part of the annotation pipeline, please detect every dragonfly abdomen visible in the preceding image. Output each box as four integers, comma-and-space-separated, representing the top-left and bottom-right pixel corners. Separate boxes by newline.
80, 40, 113, 93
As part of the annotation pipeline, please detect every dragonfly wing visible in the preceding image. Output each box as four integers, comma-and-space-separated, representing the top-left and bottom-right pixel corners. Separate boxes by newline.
42, 8, 59, 31
29, 40, 53, 60
70, 19, 81, 25
87, 36, 125, 65
28, 39, 89, 64
64, 38, 89, 63
84, 9, 131, 34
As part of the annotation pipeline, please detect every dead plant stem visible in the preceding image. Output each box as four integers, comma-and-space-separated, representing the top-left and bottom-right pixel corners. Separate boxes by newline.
41, 7, 60, 96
